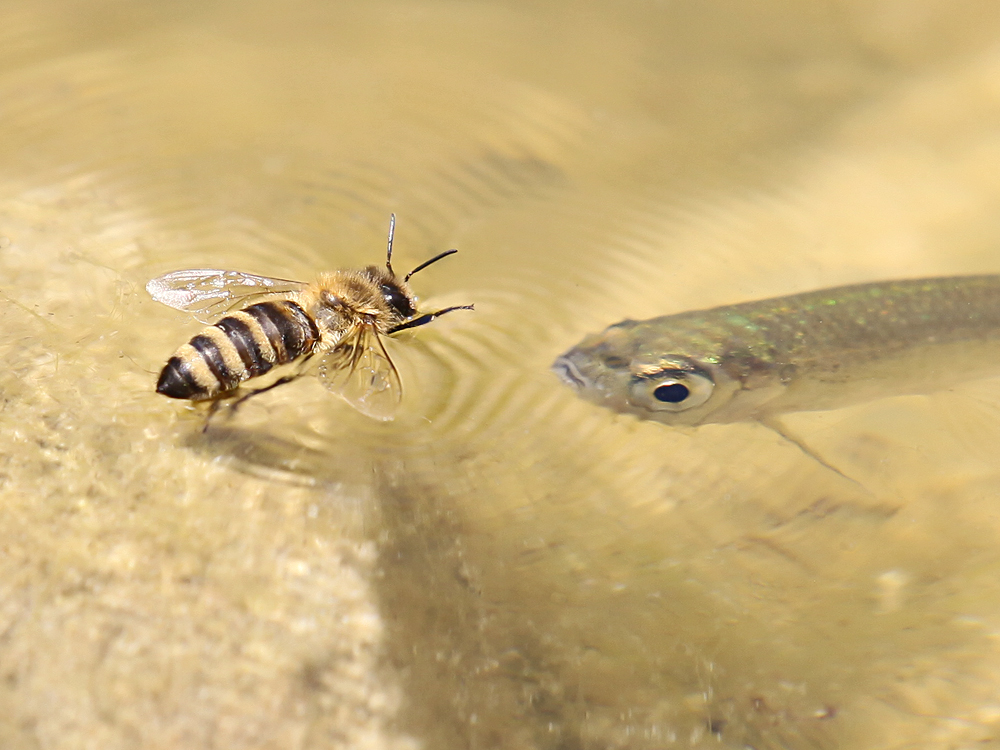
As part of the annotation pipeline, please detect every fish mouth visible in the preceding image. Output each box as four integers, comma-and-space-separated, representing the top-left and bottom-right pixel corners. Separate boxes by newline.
551, 354, 587, 390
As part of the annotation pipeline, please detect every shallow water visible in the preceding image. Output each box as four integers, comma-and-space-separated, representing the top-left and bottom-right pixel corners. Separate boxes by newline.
5, 1, 1000, 748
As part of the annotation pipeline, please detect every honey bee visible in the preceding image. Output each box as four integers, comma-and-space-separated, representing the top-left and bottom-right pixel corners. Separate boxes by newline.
146, 215, 472, 420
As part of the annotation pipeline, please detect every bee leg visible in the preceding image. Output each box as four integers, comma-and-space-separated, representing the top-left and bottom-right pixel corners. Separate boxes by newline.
389, 304, 474, 334
229, 375, 301, 413
228, 354, 315, 414
202, 398, 224, 434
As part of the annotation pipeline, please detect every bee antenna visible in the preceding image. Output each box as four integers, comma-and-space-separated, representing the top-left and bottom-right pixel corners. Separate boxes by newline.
404, 248, 459, 283
385, 213, 397, 277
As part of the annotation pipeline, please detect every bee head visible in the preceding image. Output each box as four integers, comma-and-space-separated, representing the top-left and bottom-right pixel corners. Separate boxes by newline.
361, 265, 418, 318
378, 214, 461, 319
380, 278, 417, 318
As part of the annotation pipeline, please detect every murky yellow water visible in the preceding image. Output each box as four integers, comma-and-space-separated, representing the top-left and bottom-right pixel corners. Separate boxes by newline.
5, 1, 1000, 748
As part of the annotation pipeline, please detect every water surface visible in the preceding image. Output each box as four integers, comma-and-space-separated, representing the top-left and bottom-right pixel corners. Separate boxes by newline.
3, 1, 1000, 748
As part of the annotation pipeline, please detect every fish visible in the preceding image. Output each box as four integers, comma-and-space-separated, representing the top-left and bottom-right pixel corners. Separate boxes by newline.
553, 275, 1000, 427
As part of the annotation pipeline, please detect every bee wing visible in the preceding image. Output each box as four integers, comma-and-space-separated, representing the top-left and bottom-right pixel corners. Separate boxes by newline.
317, 324, 402, 421
146, 269, 309, 323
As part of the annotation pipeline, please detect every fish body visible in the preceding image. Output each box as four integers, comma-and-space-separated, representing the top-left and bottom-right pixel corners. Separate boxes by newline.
553, 275, 1000, 425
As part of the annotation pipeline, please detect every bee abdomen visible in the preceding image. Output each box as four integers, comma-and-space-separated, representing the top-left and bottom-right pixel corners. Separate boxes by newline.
156, 300, 320, 401
240, 301, 320, 366
156, 356, 204, 400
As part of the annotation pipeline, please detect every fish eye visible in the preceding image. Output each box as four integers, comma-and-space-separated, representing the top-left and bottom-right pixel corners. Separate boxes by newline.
632, 369, 714, 412
653, 382, 689, 403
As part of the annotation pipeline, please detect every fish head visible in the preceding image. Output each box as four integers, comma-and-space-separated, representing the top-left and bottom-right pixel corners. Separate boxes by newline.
552, 319, 784, 426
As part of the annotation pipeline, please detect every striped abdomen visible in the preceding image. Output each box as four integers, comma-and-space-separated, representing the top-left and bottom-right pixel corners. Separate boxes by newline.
157, 300, 320, 400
